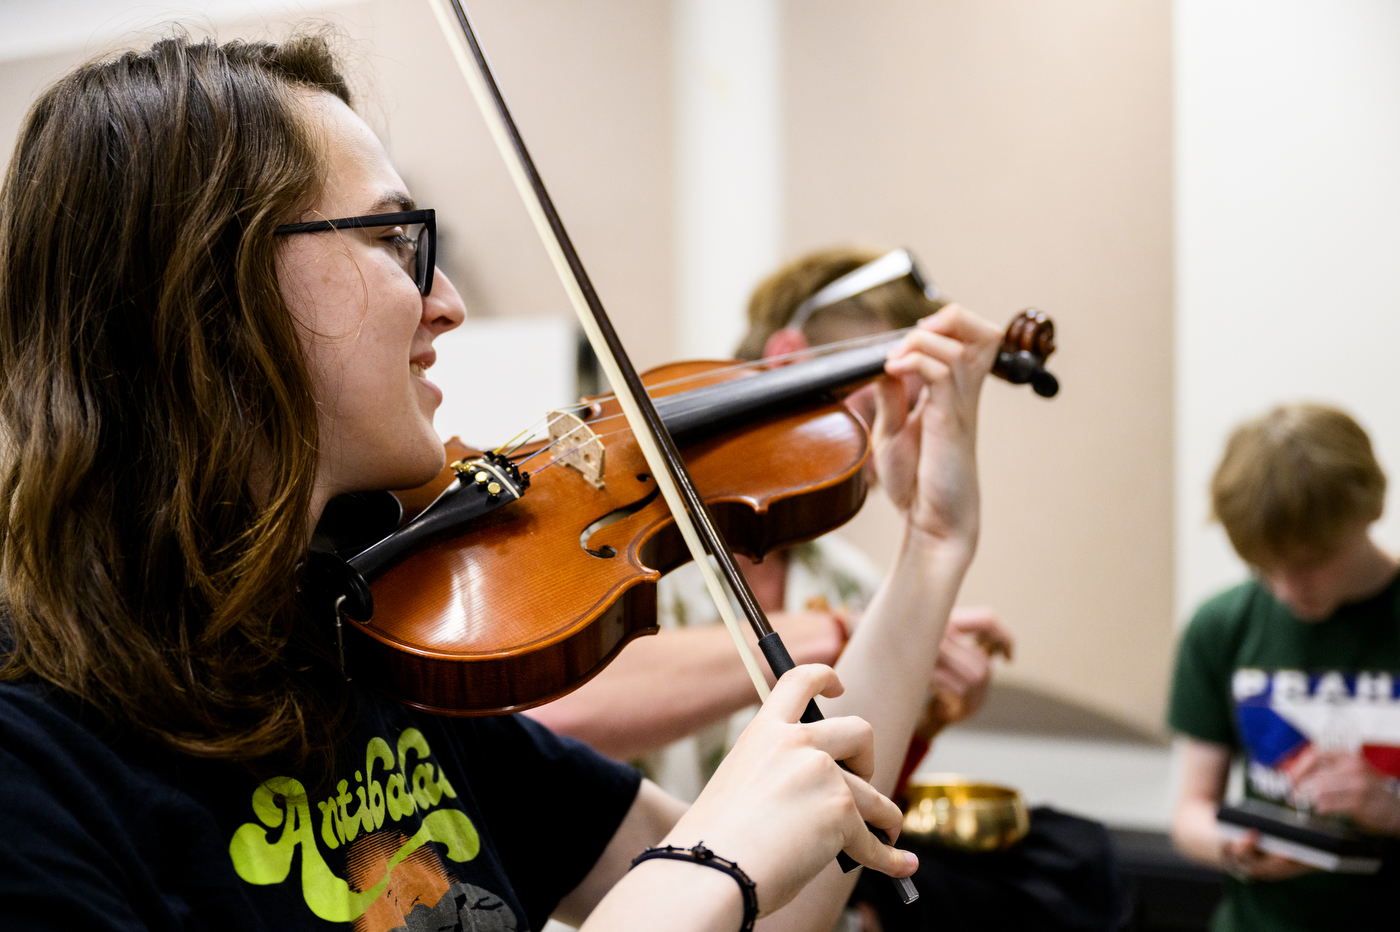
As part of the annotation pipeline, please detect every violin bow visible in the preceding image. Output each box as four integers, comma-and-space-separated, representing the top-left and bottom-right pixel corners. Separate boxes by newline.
429, 0, 917, 904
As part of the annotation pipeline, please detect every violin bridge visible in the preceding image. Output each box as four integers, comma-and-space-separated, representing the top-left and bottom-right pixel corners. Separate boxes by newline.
548, 410, 606, 488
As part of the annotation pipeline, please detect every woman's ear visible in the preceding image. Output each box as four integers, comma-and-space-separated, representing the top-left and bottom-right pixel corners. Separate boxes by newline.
762, 327, 810, 360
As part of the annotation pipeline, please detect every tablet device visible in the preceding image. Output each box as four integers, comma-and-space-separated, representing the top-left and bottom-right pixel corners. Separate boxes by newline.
1216, 799, 1384, 875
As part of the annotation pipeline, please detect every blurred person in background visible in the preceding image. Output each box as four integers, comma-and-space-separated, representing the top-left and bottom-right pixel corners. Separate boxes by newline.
1170, 403, 1400, 931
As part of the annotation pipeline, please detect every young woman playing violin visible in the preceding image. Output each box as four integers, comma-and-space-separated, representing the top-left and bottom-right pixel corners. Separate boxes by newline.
0, 33, 1000, 932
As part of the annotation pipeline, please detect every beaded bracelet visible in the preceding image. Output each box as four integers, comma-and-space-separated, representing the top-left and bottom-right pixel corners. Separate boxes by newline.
629, 842, 759, 932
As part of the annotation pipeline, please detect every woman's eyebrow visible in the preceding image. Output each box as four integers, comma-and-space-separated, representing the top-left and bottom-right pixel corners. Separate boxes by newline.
365, 192, 416, 214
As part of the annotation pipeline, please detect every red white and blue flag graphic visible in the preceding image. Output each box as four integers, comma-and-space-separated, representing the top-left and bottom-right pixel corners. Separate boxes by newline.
1233, 669, 1400, 800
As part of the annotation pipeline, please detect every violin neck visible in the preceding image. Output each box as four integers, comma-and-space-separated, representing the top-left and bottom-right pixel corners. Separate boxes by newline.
655, 338, 899, 440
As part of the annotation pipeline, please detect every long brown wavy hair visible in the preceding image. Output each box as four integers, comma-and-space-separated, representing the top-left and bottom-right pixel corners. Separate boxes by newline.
0, 33, 353, 773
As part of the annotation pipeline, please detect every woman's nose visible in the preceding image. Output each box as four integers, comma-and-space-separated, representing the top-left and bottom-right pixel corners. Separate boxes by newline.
424, 267, 466, 334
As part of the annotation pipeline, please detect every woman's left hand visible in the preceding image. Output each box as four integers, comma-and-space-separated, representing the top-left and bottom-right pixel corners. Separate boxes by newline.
871, 305, 1002, 553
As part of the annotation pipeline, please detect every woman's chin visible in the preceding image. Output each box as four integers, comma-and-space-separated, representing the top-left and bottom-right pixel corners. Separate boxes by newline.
372, 434, 449, 492
403, 442, 450, 488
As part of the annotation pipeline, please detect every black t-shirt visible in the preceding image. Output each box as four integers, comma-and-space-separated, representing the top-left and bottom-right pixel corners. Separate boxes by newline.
0, 678, 641, 931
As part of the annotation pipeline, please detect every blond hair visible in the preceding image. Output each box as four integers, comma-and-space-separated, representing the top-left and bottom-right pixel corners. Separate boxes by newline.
735, 246, 945, 359
1212, 403, 1386, 565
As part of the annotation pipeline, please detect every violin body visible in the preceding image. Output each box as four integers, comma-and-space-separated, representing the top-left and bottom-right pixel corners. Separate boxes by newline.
343, 359, 871, 716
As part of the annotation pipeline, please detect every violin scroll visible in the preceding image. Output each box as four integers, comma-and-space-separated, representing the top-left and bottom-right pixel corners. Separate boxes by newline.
992, 309, 1059, 398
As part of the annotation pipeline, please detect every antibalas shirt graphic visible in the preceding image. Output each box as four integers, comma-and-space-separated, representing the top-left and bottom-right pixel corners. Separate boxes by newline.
0, 679, 640, 931
229, 725, 490, 928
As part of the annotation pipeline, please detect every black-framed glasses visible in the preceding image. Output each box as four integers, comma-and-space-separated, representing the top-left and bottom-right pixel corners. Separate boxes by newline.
274, 209, 436, 296
787, 248, 942, 332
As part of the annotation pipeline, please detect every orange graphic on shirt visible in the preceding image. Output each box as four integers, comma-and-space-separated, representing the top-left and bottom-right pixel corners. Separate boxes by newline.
347, 830, 451, 932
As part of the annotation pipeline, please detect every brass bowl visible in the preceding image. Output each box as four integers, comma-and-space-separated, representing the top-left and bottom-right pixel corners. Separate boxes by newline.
901, 774, 1030, 852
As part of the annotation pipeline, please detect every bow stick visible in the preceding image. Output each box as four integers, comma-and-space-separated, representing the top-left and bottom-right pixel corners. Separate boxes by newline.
429, 0, 917, 904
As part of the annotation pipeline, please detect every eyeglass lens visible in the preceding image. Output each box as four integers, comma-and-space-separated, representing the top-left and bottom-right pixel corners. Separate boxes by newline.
387, 222, 431, 295
411, 223, 430, 294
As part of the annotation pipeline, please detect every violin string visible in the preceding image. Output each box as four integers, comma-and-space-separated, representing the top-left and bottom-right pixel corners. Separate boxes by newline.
493, 400, 620, 462
513, 417, 594, 468
654, 327, 908, 392
579, 327, 911, 406
521, 419, 645, 472
494, 406, 601, 464
530, 425, 641, 476
510, 411, 629, 460
492, 416, 553, 457
491, 327, 912, 466
501, 410, 584, 458
528, 427, 623, 476
525, 449, 571, 476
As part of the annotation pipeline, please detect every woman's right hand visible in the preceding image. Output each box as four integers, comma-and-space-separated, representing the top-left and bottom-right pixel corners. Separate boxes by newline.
655, 664, 916, 917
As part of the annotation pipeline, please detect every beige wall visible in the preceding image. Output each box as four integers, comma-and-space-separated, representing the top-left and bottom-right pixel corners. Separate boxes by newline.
787, 0, 1175, 734
0, 49, 80, 151
345, 0, 676, 371
0, 0, 1174, 733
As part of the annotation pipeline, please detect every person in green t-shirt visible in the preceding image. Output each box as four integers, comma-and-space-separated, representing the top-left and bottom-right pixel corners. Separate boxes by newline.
1169, 403, 1400, 930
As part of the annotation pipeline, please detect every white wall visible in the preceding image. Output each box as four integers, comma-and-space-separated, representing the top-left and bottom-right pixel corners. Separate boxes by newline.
1175, 0, 1400, 621
433, 318, 576, 450
672, 0, 781, 360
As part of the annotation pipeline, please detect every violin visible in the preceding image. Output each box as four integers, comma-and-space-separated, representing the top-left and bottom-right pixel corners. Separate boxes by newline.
309, 312, 1057, 717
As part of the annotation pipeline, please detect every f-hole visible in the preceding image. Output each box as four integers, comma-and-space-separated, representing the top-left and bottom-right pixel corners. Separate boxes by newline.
579, 474, 660, 558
